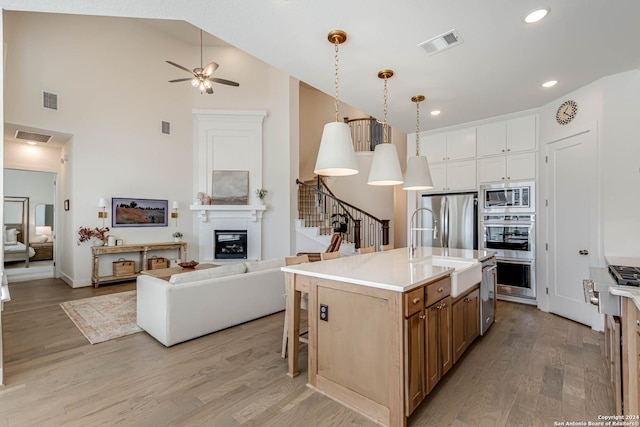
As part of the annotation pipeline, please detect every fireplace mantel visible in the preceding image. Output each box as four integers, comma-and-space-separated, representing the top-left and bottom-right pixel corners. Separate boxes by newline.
190, 204, 266, 222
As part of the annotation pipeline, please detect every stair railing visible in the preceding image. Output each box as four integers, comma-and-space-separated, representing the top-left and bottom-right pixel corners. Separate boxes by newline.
296, 178, 390, 250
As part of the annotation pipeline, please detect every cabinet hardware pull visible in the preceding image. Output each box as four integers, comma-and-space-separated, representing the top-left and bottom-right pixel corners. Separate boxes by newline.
413, 297, 421, 304
507, 148, 511, 152
437, 287, 443, 292
502, 149, 505, 152
507, 176, 511, 180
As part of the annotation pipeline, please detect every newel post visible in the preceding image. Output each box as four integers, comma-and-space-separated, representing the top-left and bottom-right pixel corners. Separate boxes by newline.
353, 219, 361, 249
381, 220, 390, 245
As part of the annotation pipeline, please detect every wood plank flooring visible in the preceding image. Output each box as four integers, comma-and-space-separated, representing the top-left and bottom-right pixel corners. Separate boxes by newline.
0, 279, 614, 426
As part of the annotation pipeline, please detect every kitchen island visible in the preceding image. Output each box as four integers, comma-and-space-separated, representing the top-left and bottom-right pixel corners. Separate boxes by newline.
282, 247, 495, 427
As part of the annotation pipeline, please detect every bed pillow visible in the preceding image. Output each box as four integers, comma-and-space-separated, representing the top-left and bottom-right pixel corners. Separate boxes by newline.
5, 228, 19, 245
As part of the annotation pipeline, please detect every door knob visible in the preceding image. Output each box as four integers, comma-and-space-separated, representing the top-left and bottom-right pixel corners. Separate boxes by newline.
579, 249, 589, 255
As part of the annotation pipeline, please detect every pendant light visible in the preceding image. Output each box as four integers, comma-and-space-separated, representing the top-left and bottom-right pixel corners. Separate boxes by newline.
314, 30, 359, 177
402, 95, 434, 190
367, 70, 403, 186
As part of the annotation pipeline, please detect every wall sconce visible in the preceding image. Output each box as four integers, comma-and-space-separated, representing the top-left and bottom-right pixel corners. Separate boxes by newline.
171, 201, 179, 226
98, 198, 108, 227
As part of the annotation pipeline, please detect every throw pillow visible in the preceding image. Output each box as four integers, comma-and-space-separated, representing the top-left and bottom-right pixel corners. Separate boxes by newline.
244, 258, 285, 273
169, 263, 247, 285
5, 228, 19, 245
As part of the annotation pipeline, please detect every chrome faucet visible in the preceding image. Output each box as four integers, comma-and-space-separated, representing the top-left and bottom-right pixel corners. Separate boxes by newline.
409, 207, 440, 258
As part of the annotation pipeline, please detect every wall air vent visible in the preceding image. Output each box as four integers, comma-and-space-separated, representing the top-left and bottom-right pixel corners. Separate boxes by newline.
15, 130, 52, 144
43, 91, 58, 110
162, 121, 171, 135
417, 29, 464, 56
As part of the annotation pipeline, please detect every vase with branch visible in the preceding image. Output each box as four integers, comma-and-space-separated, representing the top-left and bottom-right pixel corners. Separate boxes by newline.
77, 226, 110, 246
255, 188, 268, 205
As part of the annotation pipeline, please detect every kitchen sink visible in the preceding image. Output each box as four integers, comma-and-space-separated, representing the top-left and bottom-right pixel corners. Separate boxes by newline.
420, 256, 482, 297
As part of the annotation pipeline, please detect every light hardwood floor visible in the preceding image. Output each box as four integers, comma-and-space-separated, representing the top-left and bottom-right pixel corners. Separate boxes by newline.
0, 279, 614, 426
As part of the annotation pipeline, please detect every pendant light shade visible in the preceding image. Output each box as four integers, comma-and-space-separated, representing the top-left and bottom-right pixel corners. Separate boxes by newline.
314, 122, 358, 176
368, 143, 404, 185
403, 155, 433, 190
403, 95, 433, 190
313, 30, 359, 177
367, 69, 403, 186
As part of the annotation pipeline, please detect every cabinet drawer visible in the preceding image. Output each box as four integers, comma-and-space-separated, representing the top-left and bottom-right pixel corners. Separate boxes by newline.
425, 277, 451, 307
404, 287, 425, 317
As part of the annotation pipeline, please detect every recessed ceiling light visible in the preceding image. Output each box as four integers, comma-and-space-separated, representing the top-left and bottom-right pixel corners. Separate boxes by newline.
430, 110, 441, 116
542, 80, 558, 88
524, 8, 549, 24
26, 141, 37, 145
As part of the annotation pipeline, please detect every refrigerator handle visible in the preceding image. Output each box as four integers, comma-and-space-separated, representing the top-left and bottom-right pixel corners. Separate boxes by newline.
443, 197, 449, 248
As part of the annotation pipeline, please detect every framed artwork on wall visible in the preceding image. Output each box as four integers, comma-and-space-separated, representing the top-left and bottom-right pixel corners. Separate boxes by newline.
112, 198, 168, 227
211, 170, 249, 205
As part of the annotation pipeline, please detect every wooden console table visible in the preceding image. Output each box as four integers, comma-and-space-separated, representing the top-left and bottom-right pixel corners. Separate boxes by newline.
91, 242, 187, 287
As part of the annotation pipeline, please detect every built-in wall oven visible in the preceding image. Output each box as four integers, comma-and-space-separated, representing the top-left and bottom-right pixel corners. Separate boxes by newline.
480, 182, 536, 301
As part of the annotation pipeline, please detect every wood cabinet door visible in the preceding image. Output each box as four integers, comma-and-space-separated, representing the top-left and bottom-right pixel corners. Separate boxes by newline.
425, 303, 440, 394
465, 289, 480, 342
439, 296, 453, 376
452, 297, 466, 364
404, 311, 425, 415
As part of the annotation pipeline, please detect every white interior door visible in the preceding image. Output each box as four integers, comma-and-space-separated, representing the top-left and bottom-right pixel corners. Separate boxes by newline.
546, 129, 599, 327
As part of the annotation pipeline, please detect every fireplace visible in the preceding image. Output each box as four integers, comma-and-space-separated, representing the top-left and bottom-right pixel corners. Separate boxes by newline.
214, 230, 248, 259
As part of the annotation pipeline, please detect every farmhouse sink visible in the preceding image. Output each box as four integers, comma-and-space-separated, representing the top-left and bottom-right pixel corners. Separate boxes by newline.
420, 256, 482, 297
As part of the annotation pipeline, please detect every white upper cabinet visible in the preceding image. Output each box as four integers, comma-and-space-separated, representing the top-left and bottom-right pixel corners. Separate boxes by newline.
446, 128, 477, 161
422, 133, 447, 163
478, 152, 536, 183
422, 127, 476, 163
423, 160, 476, 192
477, 115, 536, 157
477, 121, 507, 157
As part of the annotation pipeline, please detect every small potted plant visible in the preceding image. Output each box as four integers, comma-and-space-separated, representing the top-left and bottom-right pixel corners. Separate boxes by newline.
255, 188, 268, 204
172, 231, 183, 242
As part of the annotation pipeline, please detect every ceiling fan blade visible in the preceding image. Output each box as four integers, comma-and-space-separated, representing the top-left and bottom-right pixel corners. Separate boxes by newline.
202, 62, 219, 77
166, 60, 195, 75
168, 78, 192, 83
209, 77, 240, 87
206, 87, 214, 94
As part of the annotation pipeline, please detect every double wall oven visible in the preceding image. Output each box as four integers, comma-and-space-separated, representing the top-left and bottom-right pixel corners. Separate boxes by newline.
480, 182, 536, 300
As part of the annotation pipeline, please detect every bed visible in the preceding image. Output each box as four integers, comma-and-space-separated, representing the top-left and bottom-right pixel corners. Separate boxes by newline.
4, 197, 36, 267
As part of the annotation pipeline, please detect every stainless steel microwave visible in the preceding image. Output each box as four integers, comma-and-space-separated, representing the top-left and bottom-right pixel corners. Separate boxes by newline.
480, 181, 535, 213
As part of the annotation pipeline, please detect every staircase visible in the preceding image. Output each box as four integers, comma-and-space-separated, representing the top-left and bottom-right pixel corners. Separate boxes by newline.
295, 177, 389, 254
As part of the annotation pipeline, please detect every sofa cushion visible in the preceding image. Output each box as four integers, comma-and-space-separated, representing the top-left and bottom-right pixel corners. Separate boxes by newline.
169, 263, 247, 284
244, 258, 285, 273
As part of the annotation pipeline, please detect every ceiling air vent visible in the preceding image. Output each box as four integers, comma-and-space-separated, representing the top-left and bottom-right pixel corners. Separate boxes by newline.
15, 130, 52, 144
43, 91, 58, 110
418, 29, 463, 56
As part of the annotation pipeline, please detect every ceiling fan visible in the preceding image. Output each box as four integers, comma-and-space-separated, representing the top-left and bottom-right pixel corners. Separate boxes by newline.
166, 29, 239, 94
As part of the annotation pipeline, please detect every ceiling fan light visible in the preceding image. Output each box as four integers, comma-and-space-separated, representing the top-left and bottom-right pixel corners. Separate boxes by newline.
403, 156, 433, 190
368, 143, 404, 186
203, 79, 213, 89
314, 122, 359, 176
190, 78, 200, 88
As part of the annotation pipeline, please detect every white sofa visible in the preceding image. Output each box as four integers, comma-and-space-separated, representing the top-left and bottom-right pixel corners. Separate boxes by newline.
136, 258, 286, 347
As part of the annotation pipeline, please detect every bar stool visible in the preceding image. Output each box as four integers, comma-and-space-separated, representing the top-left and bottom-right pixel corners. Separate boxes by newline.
359, 246, 375, 254
281, 255, 309, 358
380, 244, 394, 251
320, 251, 342, 261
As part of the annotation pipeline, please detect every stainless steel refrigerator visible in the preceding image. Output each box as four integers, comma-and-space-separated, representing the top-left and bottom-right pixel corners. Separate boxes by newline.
418, 192, 478, 249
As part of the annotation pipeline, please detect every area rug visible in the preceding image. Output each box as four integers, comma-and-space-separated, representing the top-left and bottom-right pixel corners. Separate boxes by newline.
59, 290, 142, 344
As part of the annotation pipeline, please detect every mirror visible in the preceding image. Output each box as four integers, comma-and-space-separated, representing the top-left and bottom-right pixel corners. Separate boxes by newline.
35, 204, 54, 229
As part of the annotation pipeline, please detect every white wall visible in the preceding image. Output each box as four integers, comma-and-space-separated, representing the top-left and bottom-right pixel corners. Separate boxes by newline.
3, 12, 296, 285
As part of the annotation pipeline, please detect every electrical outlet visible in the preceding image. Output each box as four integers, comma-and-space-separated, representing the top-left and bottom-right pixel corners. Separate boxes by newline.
319, 304, 329, 321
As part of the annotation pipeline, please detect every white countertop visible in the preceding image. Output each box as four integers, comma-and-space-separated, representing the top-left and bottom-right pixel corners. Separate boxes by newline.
281, 247, 495, 293
610, 286, 640, 311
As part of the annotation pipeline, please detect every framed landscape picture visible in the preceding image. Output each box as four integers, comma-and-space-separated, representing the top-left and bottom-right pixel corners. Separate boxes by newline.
112, 198, 168, 227
211, 170, 249, 205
